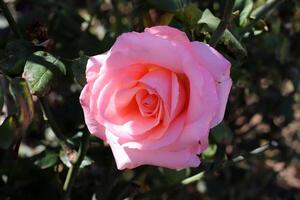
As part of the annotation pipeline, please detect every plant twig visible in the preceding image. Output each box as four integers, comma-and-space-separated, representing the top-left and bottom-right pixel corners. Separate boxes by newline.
240, 0, 285, 36
134, 141, 278, 199
39, 97, 72, 149
181, 141, 278, 185
209, 0, 235, 47
62, 131, 90, 200
0, 0, 24, 39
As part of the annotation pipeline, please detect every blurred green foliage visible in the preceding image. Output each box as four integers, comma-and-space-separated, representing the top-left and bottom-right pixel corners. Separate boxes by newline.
0, 0, 300, 199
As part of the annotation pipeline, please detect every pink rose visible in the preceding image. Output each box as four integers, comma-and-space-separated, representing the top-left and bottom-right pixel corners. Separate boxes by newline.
80, 26, 232, 170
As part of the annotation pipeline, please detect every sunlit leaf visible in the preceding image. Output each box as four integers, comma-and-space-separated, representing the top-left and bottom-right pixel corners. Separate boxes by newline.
239, 0, 253, 27
34, 151, 58, 169
59, 148, 93, 168
10, 78, 34, 135
198, 9, 247, 59
23, 51, 66, 96
202, 144, 218, 159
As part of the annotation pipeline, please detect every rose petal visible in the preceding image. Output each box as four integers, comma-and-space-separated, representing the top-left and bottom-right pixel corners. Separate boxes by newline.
183, 57, 219, 124
106, 31, 190, 73
171, 120, 210, 152
210, 78, 232, 127
145, 25, 190, 45
170, 73, 186, 120
191, 42, 232, 127
191, 42, 231, 82
107, 129, 200, 170
122, 112, 185, 150
86, 54, 107, 83
168, 57, 218, 151
80, 85, 106, 140
97, 81, 162, 137
139, 69, 171, 112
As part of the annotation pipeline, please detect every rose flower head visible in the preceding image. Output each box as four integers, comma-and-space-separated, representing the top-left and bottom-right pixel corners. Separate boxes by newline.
80, 26, 232, 170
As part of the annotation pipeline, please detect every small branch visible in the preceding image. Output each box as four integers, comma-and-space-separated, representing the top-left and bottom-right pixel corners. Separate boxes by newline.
39, 97, 72, 149
209, 0, 235, 47
134, 141, 278, 199
240, 0, 285, 36
181, 141, 278, 185
181, 171, 205, 185
0, 0, 24, 39
62, 131, 90, 200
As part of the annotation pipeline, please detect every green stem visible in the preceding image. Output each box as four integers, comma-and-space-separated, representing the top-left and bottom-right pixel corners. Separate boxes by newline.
134, 141, 278, 199
39, 97, 71, 149
181, 141, 278, 185
209, 0, 235, 47
240, 0, 285, 36
62, 131, 90, 200
0, 0, 24, 39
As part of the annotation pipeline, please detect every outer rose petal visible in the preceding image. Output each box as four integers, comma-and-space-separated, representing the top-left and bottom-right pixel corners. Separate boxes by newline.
210, 79, 233, 127
86, 54, 107, 83
80, 54, 107, 140
80, 85, 106, 140
145, 26, 190, 45
164, 56, 218, 152
191, 41, 232, 127
106, 31, 190, 73
107, 130, 200, 170
183, 56, 219, 124
191, 42, 231, 82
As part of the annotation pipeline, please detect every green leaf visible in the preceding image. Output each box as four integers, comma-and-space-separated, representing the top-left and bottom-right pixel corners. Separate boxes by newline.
59, 148, 93, 168
71, 55, 89, 86
160, 168, 191, 184
0, 116, 17, 149
210, 122, 233, 143
0, 74, 18, 118
234, 0, 246, 8
202, 144, 218, 159
23, 51, 66, 96
146, 0, 186, 12
198, 9, 247, 59
175, 4, 202, 27
34, 151, 58, 169
10, 78, 34, 135
239, 0, 253, 27
0, 40, 34, 76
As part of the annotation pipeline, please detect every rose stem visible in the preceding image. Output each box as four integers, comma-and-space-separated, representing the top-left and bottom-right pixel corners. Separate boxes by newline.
62, 131, 90, 200
240, 0, 285, 37
0, 0, 24, 39
39, 97, 73, 149
209, 0, 235, 48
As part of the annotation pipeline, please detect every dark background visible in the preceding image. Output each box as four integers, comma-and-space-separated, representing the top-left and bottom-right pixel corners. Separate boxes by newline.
0, 0, 299, 199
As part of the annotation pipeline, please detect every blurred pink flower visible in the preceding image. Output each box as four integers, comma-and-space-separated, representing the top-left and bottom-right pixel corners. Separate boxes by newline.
80, 26, 232, 170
